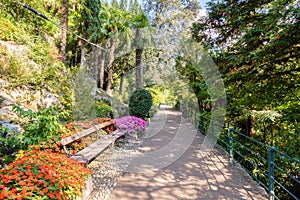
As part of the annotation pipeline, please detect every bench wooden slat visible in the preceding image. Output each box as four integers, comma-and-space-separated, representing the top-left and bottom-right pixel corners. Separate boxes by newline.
72, 139, 114, 163
60, 121, 126, 166
111, 130, 126, 140
61, 120, 115, 146
100, 130, 126, 140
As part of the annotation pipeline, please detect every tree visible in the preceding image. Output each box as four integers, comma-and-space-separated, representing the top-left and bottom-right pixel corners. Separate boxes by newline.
103, 2, 131, 95
130, 0, 149, 89
141, 0, 201, 89
192, 0, 299, 125
61, 0, 68, 62
64, 0, 101, 67
142, 0, 199, 30
191, 2, 299, 198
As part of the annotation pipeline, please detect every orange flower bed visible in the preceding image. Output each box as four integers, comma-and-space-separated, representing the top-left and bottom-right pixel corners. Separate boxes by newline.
0, 150, 91, 200
0, 118, 116, 199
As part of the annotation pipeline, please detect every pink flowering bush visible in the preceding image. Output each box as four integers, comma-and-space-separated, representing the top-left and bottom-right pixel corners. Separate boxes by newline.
116, 116, 146, 137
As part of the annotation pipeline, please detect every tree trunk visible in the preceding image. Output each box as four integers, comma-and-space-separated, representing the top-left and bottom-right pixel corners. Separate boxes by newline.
247, 115, 255, 136
80, 42, 86, 66
106, 37, 116, 96
119, 74, 124, 94
61, 0, 68, 62
99, 43, 106, 89
93, 46, 99, 83
135, 28, 143, 89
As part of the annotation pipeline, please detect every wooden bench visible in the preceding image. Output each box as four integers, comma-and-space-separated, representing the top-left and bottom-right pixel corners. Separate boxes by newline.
60, 120, 126, 166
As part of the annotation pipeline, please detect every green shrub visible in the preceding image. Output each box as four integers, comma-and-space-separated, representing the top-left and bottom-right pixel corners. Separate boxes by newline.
0, 18, 21, 42
0, 127, 22, 165
96, 102, 113, 118
11, 104, 66, 146
129, 89, 152, 119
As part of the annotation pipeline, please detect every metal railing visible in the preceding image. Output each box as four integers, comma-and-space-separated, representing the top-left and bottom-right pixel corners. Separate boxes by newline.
182, 108, 300, 200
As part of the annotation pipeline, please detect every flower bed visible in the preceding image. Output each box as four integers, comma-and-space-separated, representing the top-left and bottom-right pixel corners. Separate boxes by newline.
116, 116, 146, 138
0, 117, 117, 199
0, 150, 91, 199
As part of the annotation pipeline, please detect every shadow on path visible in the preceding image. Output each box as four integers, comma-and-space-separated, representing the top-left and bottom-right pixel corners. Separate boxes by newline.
109, 107, 267, 200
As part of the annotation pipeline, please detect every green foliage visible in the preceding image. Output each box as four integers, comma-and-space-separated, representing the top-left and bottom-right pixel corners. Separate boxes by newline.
72, 67, 96, 121
217, 129, 300, 200
11, 104, 66, 146
192, 0, 299, 150
191, 1, 299, 198
1, 0, 61, 36
0, 127, 22, 164
145, 84, 163, 107
129, 89, 152, 119
175, 38, 211, 112
0, 18, 23, 43
0, 5, 73, 112
95, 102, 114, 118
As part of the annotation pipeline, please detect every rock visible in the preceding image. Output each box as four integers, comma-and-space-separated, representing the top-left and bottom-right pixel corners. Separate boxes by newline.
0, 84, 61, 122
0, 79, 9, 87
0, 107, 19, 121
42, 93, 59, 108
0, 121, 23, 134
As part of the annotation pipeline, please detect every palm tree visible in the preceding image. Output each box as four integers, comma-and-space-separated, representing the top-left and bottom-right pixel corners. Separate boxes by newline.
104, 2, 131, 95
130, 0, 149, 89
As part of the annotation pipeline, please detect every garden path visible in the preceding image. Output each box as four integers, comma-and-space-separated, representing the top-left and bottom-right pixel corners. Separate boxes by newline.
109, 106, 268, 200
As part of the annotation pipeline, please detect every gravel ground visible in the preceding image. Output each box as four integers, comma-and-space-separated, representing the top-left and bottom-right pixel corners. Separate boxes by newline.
87, 136, 144, 200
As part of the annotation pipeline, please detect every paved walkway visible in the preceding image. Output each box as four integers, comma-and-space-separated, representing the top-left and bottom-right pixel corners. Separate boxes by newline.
109, 107, 267, 200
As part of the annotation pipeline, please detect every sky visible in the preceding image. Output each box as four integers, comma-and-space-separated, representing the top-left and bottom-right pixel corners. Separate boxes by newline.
108, 0, 211, 10
197, 0, 211, 9
132, 0, 211, 19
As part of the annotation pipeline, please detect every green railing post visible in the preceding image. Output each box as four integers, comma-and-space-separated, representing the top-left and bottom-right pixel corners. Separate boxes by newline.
268, 147, 275, 200
229, 128, 234, 164
211, 119, 214, 135
199, 115, 205, 134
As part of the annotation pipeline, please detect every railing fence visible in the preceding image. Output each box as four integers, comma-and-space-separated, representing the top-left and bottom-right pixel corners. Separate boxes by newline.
181, 107, 300, 200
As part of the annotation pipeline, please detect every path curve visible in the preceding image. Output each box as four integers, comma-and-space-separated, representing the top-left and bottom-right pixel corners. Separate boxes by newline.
109, 107, 267, 200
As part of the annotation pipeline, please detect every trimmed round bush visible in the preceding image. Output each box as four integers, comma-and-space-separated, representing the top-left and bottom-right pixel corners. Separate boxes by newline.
129, 89, 152, 119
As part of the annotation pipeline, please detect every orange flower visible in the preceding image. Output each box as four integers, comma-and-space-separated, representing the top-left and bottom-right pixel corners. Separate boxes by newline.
20, 187, 26, 197
45, 174, 52, 180
11, 187, 17, 194
43, 188, 48, 193
28, 182, 35, 187
0, 187, 8, 199
18, 181, 26, 186
48, 192, 55, 199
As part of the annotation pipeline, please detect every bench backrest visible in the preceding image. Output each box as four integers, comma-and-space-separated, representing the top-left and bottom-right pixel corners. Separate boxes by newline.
60, 120, 115, 146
